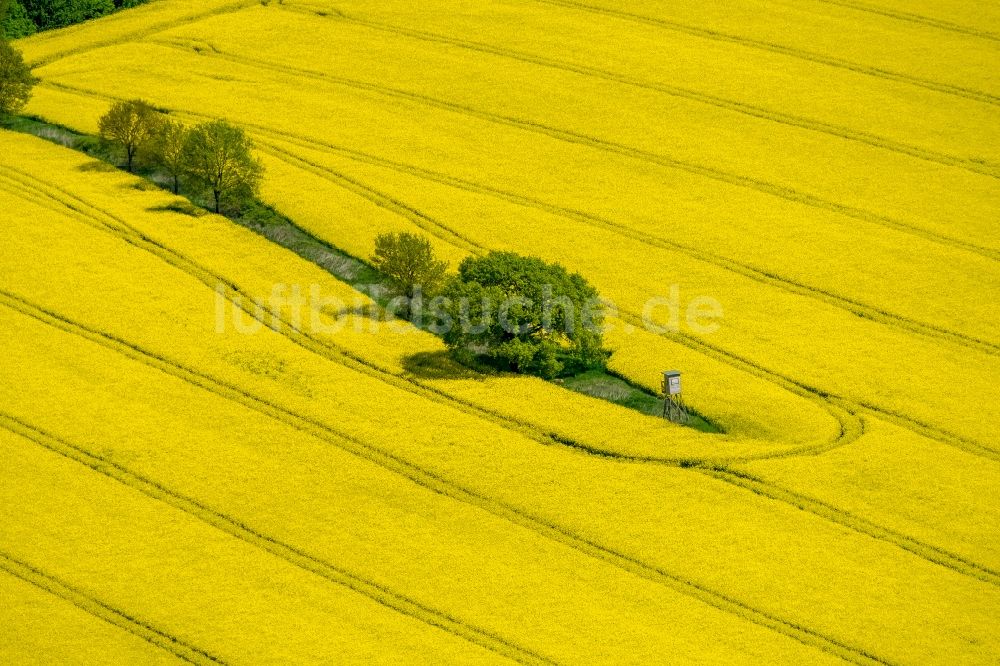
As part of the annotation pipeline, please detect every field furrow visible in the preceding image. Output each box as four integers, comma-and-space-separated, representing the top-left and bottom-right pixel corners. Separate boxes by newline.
530, 0, 1000, 104
128, 39, 1000, 266
284, 6, 999, 179
0, 426, 522, 664
0, 552, 223, 665
0, 413, 554, 666
808, 0, 1000, 40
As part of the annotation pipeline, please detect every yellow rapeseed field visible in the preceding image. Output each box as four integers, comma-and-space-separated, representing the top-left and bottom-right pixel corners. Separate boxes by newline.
4, 0, 999, 662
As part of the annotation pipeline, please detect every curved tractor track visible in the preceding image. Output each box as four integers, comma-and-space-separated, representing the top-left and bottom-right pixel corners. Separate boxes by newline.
0, 288, 889, 666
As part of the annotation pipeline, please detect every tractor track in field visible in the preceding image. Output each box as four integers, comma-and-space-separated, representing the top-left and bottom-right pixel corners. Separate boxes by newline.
262, 140, 1000, 465
700, 467, 1000, 587
229, 144, 876, 462
6, 141, 1000, 624
30, 73, 1000, 361
530, 0, 1000, 106
279, 4, 1000, 180
0, 550, 224, 665
253, 146, 482, 254
842, 399, 1000, 464
4, 167, 998, 602
615, 308, 1000, 465
0, 167, 678, 462
0, 290, 891, 666
6, 139, 996, 489
3, 6, 996, 660
137, 42, 1000, 266
257, 135, 1000, 359
0, 162, 909, 661
809, 0, 1000, 42
0, 413, 553, 666
3, 285, 996, 648
231, 133, 1000, 465
25, 0, 260, 69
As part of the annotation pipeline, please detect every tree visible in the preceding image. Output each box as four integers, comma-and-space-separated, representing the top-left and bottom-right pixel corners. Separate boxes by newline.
98, 98, 161, 172
372, 232, 448, 304
0, 39, 33, 114
182, 120, 263, 214
437, 252, 607, 379
152, 118, 187, 194
1, 0, 35, 38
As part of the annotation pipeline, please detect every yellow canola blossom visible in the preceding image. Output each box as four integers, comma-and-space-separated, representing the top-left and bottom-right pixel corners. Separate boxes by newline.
0, 429, 513, 665
0, 572, 178, 666
4, 0, 1000, 660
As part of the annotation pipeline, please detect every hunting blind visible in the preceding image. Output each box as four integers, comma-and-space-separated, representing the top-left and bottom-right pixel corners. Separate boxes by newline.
661, 370, 689, 424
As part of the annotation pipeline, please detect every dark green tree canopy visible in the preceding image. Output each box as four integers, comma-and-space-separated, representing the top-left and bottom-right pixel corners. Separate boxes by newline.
0, 39, 33, 114
3, 0, 152, 37
372, 231, 448, 300
437, 252, 607, 378
1, 0, 36, 38
182, 120, 263, 214
19, 0, 113, 31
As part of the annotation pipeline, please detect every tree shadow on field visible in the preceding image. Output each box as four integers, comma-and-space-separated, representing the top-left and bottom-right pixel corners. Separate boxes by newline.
402, 350, 485, 381
147, 200, 208, 217
77, 159, 117, 173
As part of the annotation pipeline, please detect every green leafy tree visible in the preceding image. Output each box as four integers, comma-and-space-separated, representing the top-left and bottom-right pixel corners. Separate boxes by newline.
372, 232, 449, 304
98, 98, 162, 172
1, 0, 36, 38
153, 118, 188, 194
437, 252, 607, 378
0, 39, 33, 114
182, 120, 263, 213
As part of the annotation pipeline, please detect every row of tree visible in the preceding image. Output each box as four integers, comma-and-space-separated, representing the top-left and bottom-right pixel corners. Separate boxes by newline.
0, 39, 260, 213
98, 99, 263, 213
1, 0, 150, 39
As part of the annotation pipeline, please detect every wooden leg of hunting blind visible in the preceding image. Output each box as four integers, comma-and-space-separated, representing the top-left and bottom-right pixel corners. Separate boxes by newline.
662, 395, 690, 424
